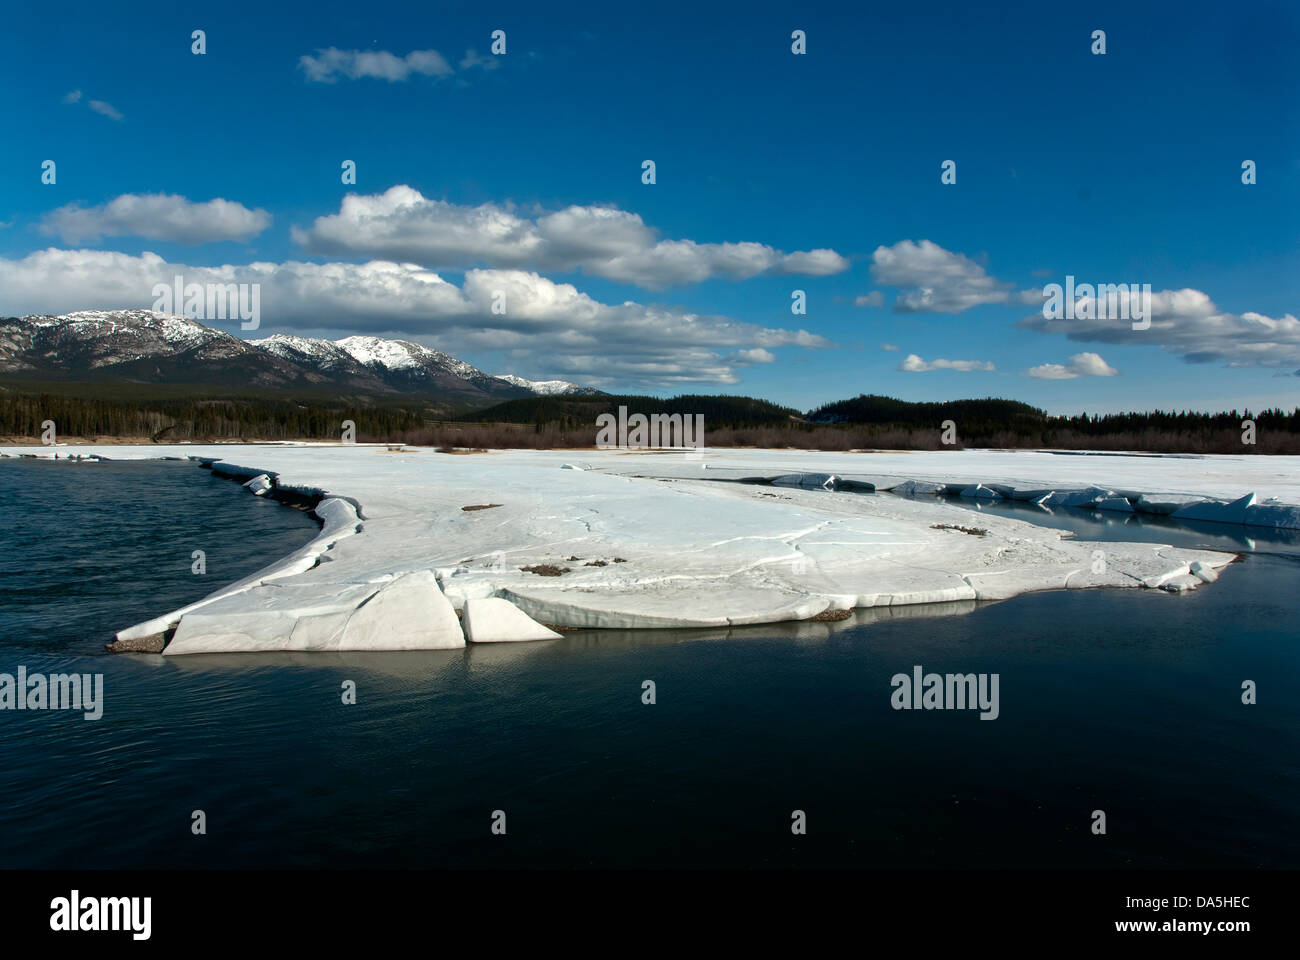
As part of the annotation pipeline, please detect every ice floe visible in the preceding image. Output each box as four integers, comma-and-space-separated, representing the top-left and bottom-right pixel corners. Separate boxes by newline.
243, 473, 272, 496
960, 483, 1002, 500
888, 479, 946, 497
1096, 496, 1135, 513
1171, 492, 1256, 525
6, 444, 1295, 654
773, 472, 838, 490
463, 597, 563, 643
1133, 493, 1208, 515
162, 570, 465, 655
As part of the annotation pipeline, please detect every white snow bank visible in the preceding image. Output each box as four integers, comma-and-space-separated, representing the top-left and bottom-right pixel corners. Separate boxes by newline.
582, 448, 1300, 529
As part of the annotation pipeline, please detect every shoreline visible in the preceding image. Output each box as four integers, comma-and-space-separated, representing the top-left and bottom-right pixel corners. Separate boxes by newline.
108, 462, 365, 653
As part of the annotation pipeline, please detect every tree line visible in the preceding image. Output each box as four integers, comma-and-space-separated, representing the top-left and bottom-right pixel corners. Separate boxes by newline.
3, 388, 1297, 454
0, 393, 423, 442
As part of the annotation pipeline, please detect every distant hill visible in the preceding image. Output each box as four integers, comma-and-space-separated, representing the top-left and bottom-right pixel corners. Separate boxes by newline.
807, 394, 1048, 431
463, 393, 801, 427
447, 391, 1298, 454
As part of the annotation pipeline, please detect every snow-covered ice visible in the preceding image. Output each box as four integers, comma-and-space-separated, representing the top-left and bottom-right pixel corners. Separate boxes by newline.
243, 473, 272, 496
4, 444, 1294, 655
1096, 497, 1135, 513
960, 483, 1002, 501
463, 597, 564, 643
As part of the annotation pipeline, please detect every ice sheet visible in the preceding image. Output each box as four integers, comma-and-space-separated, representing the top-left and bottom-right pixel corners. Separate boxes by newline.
4, 444, 1282, 653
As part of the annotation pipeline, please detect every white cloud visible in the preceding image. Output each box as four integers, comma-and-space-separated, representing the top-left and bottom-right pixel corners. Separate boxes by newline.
1024, 364, 1070, 380
40, 194, 271, 245
853, 291, 884, 308
871, 240, 1013, 313
880, 342, 899, 351
773, 248, 848, 276
1026, 352, 1119, 379
870, 240, 1042, 314
732, 348, 776, 365
88, 100, 123, 121
1018, 288, 1300, 369
0, 248, 828, 388
299, 48, 453, 83
62, 90, 123, 121
459, 49, 500, 71
898, 353, 995, 372
291, 185, 849, 289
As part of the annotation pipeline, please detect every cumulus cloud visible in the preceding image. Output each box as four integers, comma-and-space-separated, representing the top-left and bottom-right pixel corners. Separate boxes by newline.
881, 343, 899, 351
732, 348, 776, 365
870, 240, 1041, 314
1026, 352, 1119, 379
291, 186, 849, 289
1018, 288, 1300, 369
853, 291, 884, 308
0, 248, 828, 387
299, 48, 453, 83
898, 353, 995, 372
40, 194, 271, 245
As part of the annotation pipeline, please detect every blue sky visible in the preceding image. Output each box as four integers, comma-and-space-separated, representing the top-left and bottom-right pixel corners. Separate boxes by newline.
1, 0, 1297, 414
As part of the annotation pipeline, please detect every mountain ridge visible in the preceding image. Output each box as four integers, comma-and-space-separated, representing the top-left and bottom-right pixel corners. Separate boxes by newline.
0, 310, 600, 401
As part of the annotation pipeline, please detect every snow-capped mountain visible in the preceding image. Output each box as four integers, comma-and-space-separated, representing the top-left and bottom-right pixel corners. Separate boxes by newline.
1, 310, 233, 371
334, 335, 508, 393
0, 310, 599, 400
252, 332, 541, 396
0, 310, 310, 387
493, 374, 599, 396
249, 333, 393, 392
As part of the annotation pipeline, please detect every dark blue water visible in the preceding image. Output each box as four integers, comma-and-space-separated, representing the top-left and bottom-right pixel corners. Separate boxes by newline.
0, 458, 1296, 869
0, 459, 322, 655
